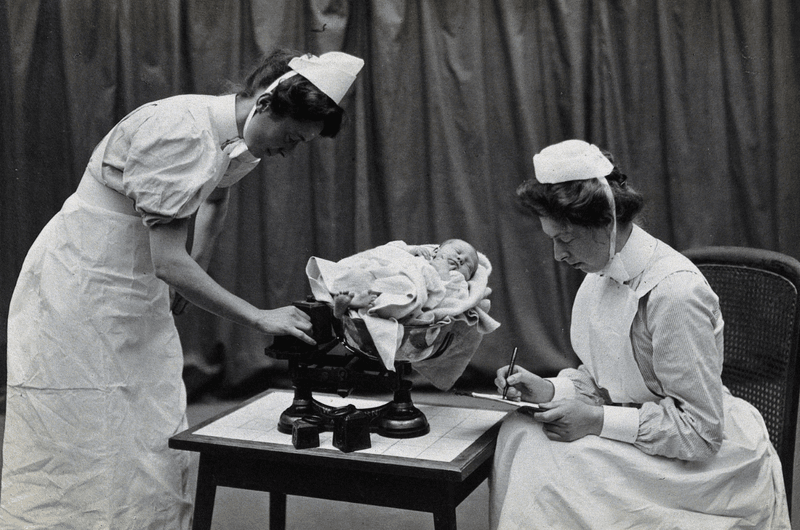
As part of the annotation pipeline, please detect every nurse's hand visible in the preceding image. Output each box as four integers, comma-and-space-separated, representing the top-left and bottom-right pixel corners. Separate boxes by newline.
495, 365, 555, 404
256, 305, 316, 345
532, 399, 604, 442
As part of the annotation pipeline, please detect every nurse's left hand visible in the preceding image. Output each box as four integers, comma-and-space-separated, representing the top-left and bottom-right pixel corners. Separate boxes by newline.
532, 399, 604, 442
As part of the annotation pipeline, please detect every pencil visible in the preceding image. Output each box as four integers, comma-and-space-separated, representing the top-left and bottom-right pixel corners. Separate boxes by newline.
502, 347, 518, 400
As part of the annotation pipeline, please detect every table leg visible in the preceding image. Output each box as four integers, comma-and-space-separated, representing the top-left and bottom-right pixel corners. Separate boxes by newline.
191, 458, 217, 530
433, 505, 457, 530
270, 492, 287, 530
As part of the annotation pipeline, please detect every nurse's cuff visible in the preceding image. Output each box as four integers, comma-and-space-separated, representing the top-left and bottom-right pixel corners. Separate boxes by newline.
547, 377, 576, 401
599, 405, 639, 443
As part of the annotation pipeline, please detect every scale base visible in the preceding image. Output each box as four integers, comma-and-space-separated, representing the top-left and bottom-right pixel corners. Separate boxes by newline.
278, 387, 430, 441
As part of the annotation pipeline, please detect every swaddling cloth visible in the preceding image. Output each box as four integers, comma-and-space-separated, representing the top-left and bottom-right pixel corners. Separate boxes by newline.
305, 241, 499, 373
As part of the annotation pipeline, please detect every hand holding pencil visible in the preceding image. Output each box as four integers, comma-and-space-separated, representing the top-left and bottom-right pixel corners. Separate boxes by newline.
494, 352, 556, 404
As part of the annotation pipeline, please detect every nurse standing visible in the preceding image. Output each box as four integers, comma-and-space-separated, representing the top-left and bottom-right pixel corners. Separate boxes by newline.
490, 140, 790, 529
1, 49, 363, 529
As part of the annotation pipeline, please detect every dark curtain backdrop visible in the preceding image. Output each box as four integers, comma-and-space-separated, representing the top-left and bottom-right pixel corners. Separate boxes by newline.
2, 0, 799, 393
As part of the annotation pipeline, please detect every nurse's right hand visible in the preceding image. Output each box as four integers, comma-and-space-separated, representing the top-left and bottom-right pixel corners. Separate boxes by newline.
256, 306, 316, 345
495, 365, 554, 404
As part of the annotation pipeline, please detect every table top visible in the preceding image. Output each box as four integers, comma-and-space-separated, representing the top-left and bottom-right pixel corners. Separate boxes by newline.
170, 390, 509, 482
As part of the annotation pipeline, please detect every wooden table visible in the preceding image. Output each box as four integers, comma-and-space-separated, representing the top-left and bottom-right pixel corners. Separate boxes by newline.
169, 390, 508, 530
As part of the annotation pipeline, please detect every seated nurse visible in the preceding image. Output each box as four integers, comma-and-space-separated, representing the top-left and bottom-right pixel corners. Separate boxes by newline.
490, 140, 790, 529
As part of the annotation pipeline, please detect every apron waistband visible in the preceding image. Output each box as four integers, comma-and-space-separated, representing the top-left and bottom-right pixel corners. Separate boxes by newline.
76, 173, 138, 217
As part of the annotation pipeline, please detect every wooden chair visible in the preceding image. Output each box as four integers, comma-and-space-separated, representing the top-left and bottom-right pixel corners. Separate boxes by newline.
683, 246, 800, 503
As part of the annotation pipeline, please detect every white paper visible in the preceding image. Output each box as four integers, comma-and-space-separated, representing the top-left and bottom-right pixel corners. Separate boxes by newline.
468, 392, 543, 411
194, 391, 509, 462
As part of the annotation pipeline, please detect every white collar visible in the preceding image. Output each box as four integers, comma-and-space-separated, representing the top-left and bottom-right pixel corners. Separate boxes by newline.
208, 94, 240, 145
597, 224, 657, 284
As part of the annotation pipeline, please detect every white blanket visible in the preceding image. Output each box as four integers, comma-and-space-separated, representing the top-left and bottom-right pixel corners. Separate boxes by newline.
306, 241, 499, 378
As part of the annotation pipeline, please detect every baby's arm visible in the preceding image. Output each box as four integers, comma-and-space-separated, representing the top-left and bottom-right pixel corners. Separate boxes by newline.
407, 245, 434, 260
386, 240, 436, 260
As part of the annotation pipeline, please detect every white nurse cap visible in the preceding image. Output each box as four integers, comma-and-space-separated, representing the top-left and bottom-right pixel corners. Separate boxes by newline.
533, 139, 613, 184
242, 51, 364, 146
532, 139, 619, 266
288, 52, 364, 105
262, 51, 364, 105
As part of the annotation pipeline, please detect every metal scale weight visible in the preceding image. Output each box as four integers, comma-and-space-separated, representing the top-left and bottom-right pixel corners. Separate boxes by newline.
266, 298, 454, 452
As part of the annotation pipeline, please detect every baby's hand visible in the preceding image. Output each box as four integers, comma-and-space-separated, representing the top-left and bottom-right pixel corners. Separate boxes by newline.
411, 246, 433, 260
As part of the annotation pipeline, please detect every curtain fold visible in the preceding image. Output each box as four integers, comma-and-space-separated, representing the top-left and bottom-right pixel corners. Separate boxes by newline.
2, 0, 798, 393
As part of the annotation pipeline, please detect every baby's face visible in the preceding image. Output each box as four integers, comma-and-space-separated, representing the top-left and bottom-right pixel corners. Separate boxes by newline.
434, 240, 478, 280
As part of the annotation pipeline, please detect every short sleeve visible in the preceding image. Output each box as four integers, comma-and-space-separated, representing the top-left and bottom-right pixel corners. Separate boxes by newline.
121, 103, 225, 227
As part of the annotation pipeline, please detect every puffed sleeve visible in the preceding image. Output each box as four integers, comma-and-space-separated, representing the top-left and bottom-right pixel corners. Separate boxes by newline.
553, 366, 607, 405
121, 105, 225, 227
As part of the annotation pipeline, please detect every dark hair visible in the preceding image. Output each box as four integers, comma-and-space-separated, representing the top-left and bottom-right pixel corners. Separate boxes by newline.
238, 48, 344, 138
516, 149, 644, 228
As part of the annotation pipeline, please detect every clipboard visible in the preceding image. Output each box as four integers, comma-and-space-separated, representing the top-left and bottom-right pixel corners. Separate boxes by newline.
458, 392, 544, 413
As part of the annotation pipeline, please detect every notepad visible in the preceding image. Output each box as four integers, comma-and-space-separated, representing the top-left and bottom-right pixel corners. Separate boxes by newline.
463, 392, 543, 412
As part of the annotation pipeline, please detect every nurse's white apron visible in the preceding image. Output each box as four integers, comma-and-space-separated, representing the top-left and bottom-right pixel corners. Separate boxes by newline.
2, 188, 193, 529
1, 101, 259, 529
490, 253, 789, 529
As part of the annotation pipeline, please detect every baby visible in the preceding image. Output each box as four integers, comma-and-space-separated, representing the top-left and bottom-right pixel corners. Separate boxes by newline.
305, 238, 499, 383
408, 239, 479, 281
332, 239, 479, 317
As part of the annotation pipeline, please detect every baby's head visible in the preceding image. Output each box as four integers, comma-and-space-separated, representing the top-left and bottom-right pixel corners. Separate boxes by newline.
433, 239, 479, 280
